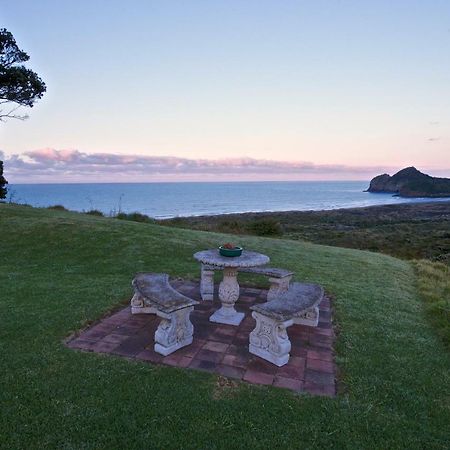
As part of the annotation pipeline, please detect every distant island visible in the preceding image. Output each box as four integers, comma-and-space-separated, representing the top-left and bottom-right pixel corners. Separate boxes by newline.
367, 167, 450, 198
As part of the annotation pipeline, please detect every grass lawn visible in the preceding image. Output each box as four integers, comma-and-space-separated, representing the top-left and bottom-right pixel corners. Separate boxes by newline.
1, 204, 449, 449
414, 260, 450, 348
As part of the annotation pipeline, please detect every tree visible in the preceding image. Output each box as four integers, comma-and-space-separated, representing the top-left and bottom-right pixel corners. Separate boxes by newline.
0, 160, 7, 200
0, 28, 46, 121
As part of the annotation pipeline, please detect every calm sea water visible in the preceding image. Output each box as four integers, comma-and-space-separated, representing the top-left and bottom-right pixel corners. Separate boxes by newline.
7, 181, 449, 219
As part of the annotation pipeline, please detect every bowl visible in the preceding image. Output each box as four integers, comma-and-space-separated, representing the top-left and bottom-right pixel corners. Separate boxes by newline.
219, 246, 243, 257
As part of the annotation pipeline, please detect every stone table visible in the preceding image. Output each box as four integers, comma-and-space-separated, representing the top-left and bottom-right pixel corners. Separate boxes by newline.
193, 249, 270, 325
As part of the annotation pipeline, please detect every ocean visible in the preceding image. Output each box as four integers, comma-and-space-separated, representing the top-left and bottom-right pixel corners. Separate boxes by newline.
7, 181, 449, 219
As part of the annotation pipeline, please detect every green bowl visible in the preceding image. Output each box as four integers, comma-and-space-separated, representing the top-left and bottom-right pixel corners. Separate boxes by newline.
219, 246, 243, 257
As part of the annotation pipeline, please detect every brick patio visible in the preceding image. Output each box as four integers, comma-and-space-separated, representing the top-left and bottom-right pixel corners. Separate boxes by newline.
66, 280, 336, 396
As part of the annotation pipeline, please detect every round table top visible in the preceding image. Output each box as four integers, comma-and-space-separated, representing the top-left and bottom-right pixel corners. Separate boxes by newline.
193, 249, 270, 268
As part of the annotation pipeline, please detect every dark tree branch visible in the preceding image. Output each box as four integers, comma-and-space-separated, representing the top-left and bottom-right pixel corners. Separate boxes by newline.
0, 103, 28, 121
0, 28, 46, 122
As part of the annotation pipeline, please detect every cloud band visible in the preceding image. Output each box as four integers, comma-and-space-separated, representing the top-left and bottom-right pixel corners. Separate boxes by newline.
1, 148, 440, 183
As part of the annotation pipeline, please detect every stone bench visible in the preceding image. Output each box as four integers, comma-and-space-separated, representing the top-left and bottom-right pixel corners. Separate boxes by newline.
131, 273, 199, 356
249, 282, 324, 366
200, 264, 293, 301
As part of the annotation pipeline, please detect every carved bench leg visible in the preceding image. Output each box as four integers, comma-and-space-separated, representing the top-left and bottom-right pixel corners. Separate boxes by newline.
266, 275, 292, 301
130, 292, 156, 314
293, 306, 319, 327
154, 306, 195, 356
200, 265, 215, 301
249, 311, 294, 366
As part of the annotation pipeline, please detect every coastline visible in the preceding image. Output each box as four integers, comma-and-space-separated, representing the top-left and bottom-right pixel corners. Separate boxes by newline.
159, 201, 450, 264
8, 180, 450, 219
160, 197, 450, 220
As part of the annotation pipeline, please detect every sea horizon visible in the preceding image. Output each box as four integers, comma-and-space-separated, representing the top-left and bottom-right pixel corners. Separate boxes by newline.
10, 179, 374, 185
7, 180, 450, 219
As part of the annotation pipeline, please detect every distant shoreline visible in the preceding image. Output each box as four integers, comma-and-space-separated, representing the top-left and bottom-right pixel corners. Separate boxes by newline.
167, 197, 450, 220
4, 196, 450, 220
158, 201, 450, 264
7, 180, 450, 219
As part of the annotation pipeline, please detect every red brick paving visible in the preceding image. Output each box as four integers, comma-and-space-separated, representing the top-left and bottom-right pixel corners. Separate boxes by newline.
66, 280, 336, 396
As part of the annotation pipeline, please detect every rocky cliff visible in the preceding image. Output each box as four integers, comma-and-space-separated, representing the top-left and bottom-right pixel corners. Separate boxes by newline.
367, 167, 450, 197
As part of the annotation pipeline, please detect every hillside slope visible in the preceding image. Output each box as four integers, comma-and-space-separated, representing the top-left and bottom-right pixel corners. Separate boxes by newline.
0, 204, 449, 449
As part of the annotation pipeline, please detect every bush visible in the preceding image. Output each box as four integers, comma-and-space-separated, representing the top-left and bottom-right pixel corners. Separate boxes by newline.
115, 212, 154, 223
217, 219, 245, 234
47, 205, 68, 211
85, 209, 104, 216
247, 218, 283, 236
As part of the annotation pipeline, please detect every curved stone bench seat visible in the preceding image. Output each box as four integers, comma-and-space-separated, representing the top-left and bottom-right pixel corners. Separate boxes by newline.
131, 273, 199, 356
249, 282, 324, 366
200, 264, 293, 301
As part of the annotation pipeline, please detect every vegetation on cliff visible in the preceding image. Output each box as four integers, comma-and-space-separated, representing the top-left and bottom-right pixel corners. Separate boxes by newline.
367, 167, 450, 197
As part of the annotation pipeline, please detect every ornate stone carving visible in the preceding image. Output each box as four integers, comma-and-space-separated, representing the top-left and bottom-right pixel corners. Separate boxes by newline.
249, 282, 324, 366
211, 267, 244, 325
294, 305, 319, 327
249, 311, 293, 366
200, 265, 214, 301
194, 249, 270, 326
130, 292, 157, 315
154, 306, 195, 356
266, 275, 292, 302
131, 292, 144, 308
218, 268, 239, 302
199, 262, 293, 304
130, 273, 198, 355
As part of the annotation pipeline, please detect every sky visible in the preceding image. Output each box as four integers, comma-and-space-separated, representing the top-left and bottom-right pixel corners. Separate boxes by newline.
1, 0, 449, 183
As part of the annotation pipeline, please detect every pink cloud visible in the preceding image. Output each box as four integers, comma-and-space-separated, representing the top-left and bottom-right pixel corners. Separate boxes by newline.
3, 148, 449, 183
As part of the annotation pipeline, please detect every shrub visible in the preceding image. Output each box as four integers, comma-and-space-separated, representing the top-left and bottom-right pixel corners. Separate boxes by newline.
247, 218, 283, 236
85, 209, 104, 216
217, 219, 245, 234
47, 205, 68, 211
115, 212, 154, 223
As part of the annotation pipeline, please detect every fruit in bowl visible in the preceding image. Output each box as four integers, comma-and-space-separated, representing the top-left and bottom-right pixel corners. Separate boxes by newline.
219, 243, 243, 257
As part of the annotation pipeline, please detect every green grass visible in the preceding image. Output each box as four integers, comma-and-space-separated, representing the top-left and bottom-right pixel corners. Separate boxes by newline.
1, 204, 449, 449
414, 260, 450, 348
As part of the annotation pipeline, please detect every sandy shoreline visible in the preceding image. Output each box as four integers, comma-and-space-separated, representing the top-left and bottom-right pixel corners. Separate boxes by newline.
158, 198, 450, 221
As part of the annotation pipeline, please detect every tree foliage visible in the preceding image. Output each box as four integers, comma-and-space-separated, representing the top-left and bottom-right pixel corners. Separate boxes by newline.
0, 160, 7, 199
0, 28, 46, 121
